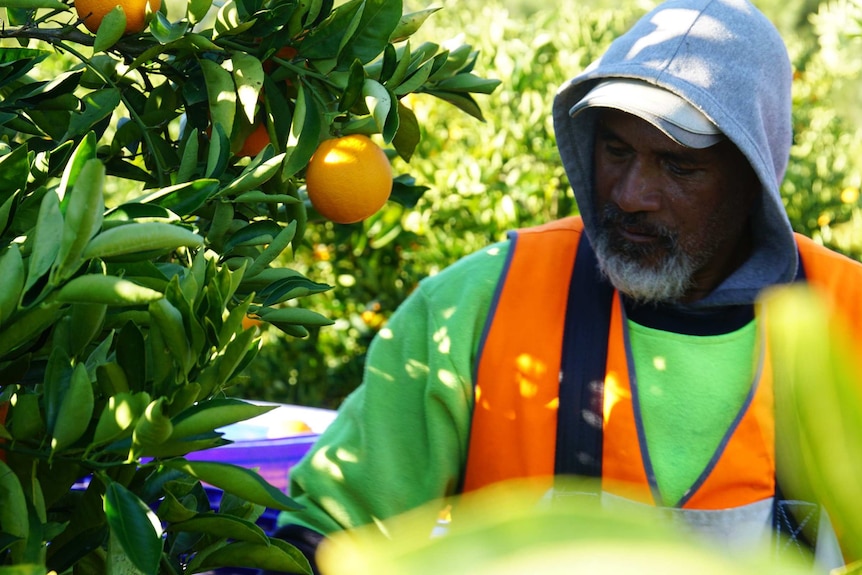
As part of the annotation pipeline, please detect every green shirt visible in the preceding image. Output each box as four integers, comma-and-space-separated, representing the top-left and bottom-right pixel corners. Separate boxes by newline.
628, 319, 757, 506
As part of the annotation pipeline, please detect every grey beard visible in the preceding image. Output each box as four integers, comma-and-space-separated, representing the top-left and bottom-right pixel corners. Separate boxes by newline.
594, 242, 696, 303
593, 205, 701, 303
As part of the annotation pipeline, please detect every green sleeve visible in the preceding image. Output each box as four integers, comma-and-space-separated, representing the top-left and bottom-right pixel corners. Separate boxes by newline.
280, 241, 510, 535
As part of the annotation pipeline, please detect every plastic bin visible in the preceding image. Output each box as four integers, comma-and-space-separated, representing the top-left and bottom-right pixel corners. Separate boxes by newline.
188, 402, 336, 493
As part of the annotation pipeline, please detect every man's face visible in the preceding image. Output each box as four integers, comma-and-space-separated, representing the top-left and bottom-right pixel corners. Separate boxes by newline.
592, 109, 759, 304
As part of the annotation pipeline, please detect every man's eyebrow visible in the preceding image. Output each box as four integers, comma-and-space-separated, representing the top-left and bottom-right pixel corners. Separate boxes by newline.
658, 148, 704, 165
595, 122, 622, 141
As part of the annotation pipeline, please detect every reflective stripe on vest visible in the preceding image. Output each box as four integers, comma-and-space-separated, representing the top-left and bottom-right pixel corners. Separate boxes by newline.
464, 216, 862, 508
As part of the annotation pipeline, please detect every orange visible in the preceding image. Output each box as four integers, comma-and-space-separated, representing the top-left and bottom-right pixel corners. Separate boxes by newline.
241, 314, 263, 331
277, 419, 313, 435
305, 134, 393, 224
263, 46, 298, 74
237, 122, 271, 157
74, 0, 161, 34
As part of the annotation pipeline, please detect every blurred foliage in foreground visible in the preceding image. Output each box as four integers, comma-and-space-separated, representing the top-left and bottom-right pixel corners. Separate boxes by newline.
315, 478, 816, 575
238, 0, 861, 408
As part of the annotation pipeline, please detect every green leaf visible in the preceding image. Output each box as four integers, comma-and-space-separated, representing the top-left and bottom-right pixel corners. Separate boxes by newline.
0, 302, 63, 359
177, 128, 200, 183
257, 275, 331, 306
206, 121, 232, 178
218, 153, 285, 197
338, 0, 403, 66
63, 89, 122, 140
433, 73, 502, 94
0, 0, 64, 9
5, 7, 32, 24
0, 245, 25, 325
53, 158, 105, 282
392, 59, 434, 96
339, 59, 366, 112
232, 191, 301, 204
389, 6, 440, 42
362, 78, 391, 134
389, 173, 429, 208
56, 132, 97, 202
93, 7, 126, 52
201, 59, 236, 140
194, 327, 257, 396
24, 191, 63, 297
377, 43, 398, 83
104, 482, 162, 575
166, 512, 269, 544
188, 0, 213, 23
55, 274, 164, 305
170, 398, 276, 440
137, 434, 231, 458
190, 539, 312, 573
137, 178, 220, 216
51, 362, 95, 453
392, 100, 420, 161
424, 89, 486, 121
43, 345, 72, 441
299, 0, 364, 61
92, 392, 149, 446
256, 306, 333, 327
163, 459, 304, 511
117, 321, 146, 392
223, 219, 282, 252
0, 191, 18, 238
149, 11, 188, 44
427, 42, 474, 81
219, 1, 257, 35
245, 220, 298, 277
0, 48, 48, 87
0, 460, 29, 561
0, 143, 30, 201
282, 82, 322, 178
231, 52, 264, 125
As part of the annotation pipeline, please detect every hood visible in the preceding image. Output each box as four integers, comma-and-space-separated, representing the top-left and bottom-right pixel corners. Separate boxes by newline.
552, 0, 796, 307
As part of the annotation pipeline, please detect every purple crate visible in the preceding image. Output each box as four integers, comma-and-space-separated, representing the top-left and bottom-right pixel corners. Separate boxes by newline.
192, 402, 335, 491
188, 433, 319, 492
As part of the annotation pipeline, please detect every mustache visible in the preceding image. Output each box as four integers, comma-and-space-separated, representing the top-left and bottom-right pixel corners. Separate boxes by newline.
597, 205, 677, 253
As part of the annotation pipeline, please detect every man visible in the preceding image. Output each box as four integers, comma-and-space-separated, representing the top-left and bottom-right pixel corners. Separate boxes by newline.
276, 0, 862, 571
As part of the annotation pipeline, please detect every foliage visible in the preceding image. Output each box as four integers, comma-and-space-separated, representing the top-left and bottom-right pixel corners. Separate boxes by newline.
783, 0, 862, 255
315, 479, 817, 574
765, 284, 862, 563
0, 0, 499, 571
237, 0, 862, 409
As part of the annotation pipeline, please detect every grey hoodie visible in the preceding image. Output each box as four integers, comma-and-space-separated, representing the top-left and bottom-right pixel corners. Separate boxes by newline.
553, 0, 796, 308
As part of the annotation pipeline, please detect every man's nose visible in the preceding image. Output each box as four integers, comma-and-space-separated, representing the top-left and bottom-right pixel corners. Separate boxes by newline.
611, 160, 662, 213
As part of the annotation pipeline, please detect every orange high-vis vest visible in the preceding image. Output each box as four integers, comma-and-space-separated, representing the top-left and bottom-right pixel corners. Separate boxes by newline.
464, 216, 862, 509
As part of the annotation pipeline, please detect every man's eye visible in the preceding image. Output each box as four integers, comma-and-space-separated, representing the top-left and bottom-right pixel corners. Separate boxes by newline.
666, 160, 696, 176
604, 144, 629, 157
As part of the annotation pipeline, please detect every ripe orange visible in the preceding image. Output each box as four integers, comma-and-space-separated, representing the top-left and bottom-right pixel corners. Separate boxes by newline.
305, 134, 393, 224
277, 419, 313, 435
263, 46, 298, 74
237, 122, 271, 157
74, 0, 161, 34
241, 314, 264, 331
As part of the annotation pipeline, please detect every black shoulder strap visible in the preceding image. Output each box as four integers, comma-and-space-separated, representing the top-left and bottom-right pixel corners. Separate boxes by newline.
554, 234, 614, 478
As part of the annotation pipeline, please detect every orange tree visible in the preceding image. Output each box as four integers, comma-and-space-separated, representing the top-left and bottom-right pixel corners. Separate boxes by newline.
0, 0, 499, 572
